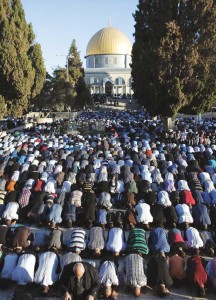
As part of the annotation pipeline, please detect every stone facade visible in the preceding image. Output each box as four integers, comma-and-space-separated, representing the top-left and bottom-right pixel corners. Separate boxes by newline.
85, 67, 132, 95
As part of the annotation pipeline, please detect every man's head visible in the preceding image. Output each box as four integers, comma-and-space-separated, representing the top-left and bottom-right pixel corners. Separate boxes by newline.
73, 263, 85, 279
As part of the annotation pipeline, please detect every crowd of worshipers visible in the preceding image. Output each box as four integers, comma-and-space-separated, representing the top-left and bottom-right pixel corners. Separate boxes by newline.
0, 110, 216, 299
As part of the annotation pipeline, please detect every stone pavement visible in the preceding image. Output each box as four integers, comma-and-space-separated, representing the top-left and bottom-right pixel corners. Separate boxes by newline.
0, 287, 214, 300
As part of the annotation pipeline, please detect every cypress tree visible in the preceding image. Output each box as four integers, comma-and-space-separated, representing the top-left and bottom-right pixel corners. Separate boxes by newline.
0, 0, 46, 117
68, 39, 90, 107
68, 39, 83, 87
132, 0, 216, 117
29, 43, 46, 99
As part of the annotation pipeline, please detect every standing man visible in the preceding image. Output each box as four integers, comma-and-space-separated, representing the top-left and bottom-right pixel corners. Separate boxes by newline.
60, 262, 100, 300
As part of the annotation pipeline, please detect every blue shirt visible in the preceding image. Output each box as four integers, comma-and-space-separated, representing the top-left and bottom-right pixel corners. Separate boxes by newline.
149, 227, 170, 253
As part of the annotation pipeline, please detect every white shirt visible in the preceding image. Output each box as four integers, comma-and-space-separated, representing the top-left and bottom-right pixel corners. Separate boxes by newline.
199, 172, 211, 184
43, 179, 56, 194
204, 180, 215, 193
165, 172, 174, 181
99, 261, 119, 287
12, 254, 36, 285
21, 163, 30, 173
2, 202, 19, 220
11, 171, 20, 182
141, 172, 152, 183
185, 227, 204, 248
61, 181, 72, 193
135, 202, 153, 224
177, 180, 190, 191
54, 165, 63, 174
106, 227, 126, 253
176, 204, 193, 224
98, 172, 108, 182
116, 180, 125, 193
26, 154, 35, 163
158, 191, 172, 207
34, 251, 59, 286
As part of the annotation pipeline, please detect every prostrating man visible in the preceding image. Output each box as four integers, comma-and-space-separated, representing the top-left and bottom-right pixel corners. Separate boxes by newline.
124, 253, 147, 297
60, 262, 100, 300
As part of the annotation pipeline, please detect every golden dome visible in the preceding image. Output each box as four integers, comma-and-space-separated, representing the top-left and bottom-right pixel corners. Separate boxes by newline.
86, 27, 132, 56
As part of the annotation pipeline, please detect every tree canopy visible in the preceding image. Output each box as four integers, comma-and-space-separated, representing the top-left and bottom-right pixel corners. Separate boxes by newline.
0, 0, 46, 117
35, 39, 91, 111
131, 0, 216, 117
50, 68, 75, 112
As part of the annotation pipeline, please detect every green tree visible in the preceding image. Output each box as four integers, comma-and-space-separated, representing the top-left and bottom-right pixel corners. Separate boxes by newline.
32, 72, 54, 110
0, 0, 46, 117
68, 39, 91, 107
29, 43, 46, 99
0, 95, 6, 119
50, 68, 75, 111
68, 39, 83, 86
132, 0, 216, 117
75, 70, 91, 107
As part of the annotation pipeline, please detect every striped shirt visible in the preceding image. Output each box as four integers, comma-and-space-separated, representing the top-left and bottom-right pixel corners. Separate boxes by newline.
127, 228, 149, 255
69, 228, 86, 251
124, 253, 147, 287
0, 191, 7, 205
82, 181, 93, 193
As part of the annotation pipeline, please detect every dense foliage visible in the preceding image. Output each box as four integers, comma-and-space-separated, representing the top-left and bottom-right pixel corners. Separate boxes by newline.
131, 0, 216, 117
0, 0, 46, 117
35, 40, 91, 111
68, 39, 91, 108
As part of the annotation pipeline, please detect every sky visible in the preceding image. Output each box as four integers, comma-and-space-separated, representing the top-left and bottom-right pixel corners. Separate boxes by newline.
21, 0, 138, 75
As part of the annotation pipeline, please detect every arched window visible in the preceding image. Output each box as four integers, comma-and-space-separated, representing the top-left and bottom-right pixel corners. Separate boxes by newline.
115, 77, 125, 85
90, 77, 99, 85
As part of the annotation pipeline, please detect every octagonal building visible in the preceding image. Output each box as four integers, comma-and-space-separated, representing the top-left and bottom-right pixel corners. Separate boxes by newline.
84, 27, 132, 96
